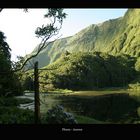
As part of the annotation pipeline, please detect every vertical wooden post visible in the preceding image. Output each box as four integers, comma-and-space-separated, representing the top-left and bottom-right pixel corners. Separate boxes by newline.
34, 61, 40, 124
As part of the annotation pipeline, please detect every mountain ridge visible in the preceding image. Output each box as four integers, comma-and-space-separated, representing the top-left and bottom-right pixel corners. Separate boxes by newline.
26, 9, 140, 68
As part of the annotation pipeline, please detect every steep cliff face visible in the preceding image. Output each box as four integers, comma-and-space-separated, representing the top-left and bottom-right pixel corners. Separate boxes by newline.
106, 9, 140, 56
27, 9, 140, 68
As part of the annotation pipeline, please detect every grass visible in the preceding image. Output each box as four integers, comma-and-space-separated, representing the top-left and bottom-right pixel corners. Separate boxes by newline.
0, 106, 34, 124
47, 89, 73, 94
75, 115, 107, 124
0, 97, 34, 124
70, 90, 128, 97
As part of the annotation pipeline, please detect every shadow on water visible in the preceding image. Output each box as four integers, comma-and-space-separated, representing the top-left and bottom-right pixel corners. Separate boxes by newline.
57, 93, 140, 123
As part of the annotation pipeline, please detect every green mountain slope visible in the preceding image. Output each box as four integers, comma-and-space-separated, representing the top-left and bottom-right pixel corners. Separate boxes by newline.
26, 9, 140, 68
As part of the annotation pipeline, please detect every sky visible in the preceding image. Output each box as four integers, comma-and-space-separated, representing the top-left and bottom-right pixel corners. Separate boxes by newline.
0, 8, 128, 61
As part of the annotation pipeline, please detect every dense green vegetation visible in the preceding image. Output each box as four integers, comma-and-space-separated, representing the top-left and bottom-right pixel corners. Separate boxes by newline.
0, 107, 34, 124
0, 31, 23, 97
127, 57, 140, 90
0, 31, 33, 123
36, 52, 137, 91
0, 97, 34, 124
22, 9, 140, 92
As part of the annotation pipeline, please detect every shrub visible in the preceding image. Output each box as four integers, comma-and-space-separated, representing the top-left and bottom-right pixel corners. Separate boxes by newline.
0, 97, 18, 106
0, 107, 34, 124
128, 82, 140, 90
44, 105, 77, 124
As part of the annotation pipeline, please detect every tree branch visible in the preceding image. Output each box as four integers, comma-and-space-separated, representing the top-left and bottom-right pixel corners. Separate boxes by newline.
13, 32, 62, 72
0, 8, 66, 72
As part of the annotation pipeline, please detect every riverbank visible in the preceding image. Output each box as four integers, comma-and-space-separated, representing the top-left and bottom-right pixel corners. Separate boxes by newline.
6, 88, 140, 124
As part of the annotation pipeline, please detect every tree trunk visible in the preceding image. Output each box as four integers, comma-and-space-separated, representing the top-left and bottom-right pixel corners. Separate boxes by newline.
34, 61, 40, 124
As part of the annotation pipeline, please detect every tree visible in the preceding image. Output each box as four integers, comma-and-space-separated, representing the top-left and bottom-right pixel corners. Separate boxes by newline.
0, 9, 66, 96
11, 9, 67, 72
0, 8, 66, 72
0, 31, 23, 96
135, 57, 140, 72
0, 31, 11, 60
39, 52, 137, 90
23, 76, 34, 91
